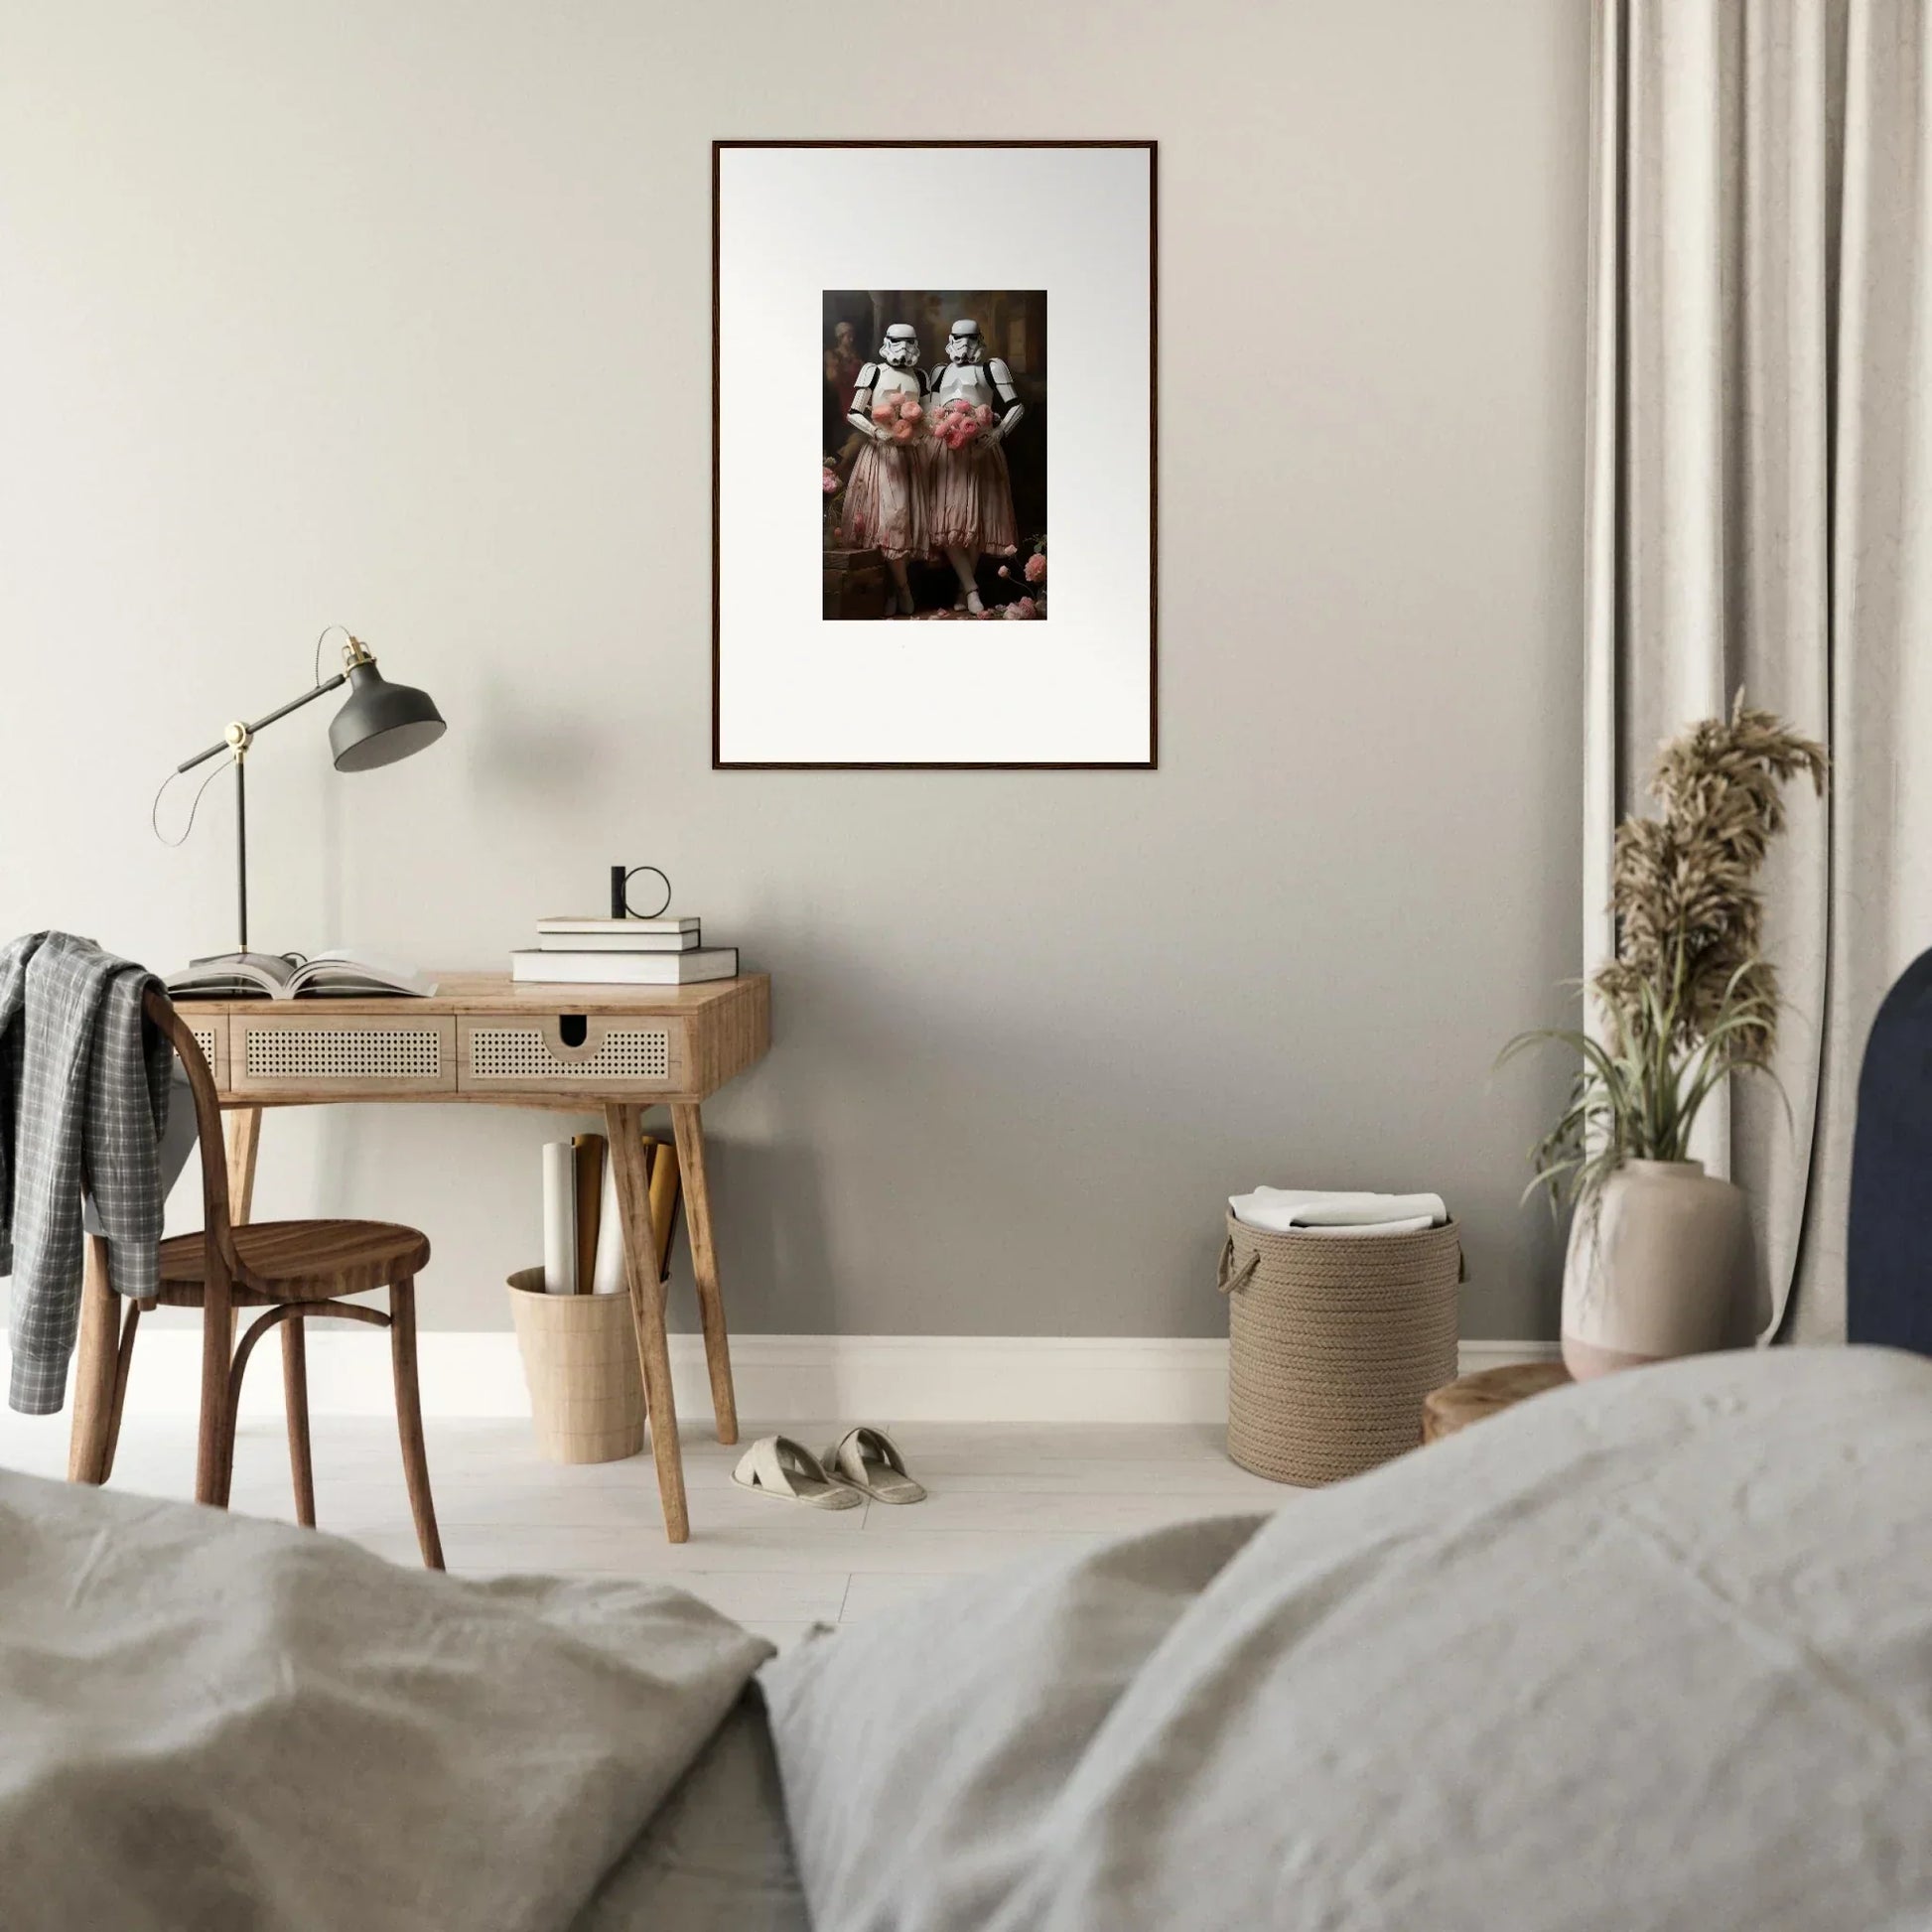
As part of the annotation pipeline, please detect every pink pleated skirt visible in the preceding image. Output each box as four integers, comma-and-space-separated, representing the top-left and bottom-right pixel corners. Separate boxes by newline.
843, 440, 929, 562
928, 439, 1018, 557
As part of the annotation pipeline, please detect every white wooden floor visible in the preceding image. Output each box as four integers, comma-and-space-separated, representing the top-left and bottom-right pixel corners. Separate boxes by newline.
0, 1411, 1294, 1649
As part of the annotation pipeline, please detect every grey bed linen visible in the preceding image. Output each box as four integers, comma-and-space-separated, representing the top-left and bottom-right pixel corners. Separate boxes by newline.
761, 1346, 1932, 1932
0, 1468, 772, 1932
578, 1692, 808, 1932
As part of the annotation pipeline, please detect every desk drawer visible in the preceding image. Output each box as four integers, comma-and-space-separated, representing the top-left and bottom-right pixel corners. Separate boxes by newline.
230, 1015, 457, 1094
458, 1014, 687, 1093
180, 1015, 229, 1090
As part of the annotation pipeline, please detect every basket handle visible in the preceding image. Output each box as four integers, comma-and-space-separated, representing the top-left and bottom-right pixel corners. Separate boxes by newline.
1216, 1237, 1260, 1296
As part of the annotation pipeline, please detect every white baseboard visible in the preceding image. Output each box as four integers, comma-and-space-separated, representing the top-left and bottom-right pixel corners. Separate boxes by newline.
41, 1331, 1562, 1426
1455, 1338, 1564, 1375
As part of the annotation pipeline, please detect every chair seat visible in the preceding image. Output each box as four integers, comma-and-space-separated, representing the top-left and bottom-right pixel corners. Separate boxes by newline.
157, 1219, 431, 1302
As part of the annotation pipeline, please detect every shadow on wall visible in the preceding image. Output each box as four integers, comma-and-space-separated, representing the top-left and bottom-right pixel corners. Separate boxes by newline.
700, 938, 1566, 1337
684, 1139, 836, 1339
467, 672, 620, 810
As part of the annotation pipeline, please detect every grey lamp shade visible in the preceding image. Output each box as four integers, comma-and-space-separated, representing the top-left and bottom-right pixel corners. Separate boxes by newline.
329, 661, 447, 772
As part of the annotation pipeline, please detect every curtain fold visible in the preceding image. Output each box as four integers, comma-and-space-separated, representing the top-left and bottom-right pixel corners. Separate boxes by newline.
1587, 0, 1932, 1342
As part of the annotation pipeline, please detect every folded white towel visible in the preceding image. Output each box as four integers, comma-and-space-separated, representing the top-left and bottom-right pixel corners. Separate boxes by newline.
1228, 1188, 1449, 1236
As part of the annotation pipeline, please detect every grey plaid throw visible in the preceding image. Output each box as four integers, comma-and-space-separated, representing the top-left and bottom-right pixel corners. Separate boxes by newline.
1, 933, 171, 1414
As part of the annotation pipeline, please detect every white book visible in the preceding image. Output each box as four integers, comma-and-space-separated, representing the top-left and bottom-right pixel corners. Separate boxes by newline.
537, 915, 701, 935
537, 928, 699, 953
541, 1141, 578, 1294
511, 947, 739, 986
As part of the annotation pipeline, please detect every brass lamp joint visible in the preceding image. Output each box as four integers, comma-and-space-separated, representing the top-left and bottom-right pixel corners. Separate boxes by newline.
342, 635, 375, 670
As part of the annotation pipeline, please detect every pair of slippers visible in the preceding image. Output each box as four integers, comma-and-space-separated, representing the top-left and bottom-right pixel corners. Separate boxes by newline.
732, 1426, 925, 1509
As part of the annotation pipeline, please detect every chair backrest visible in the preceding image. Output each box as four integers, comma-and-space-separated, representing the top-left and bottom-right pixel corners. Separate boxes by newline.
142, 987, 242, 1287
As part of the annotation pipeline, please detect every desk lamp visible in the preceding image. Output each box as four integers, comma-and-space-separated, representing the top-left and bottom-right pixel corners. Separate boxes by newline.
158, 627, 446, 971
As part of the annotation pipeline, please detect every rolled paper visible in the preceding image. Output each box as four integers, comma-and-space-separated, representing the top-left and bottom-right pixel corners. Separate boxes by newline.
541, 1140, 578, 1295
590, 1152, 627, 1294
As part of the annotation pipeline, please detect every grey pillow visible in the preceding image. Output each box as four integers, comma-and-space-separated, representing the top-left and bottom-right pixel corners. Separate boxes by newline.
758, 1513, 1264, 1931
758, 1348, 1932, 1932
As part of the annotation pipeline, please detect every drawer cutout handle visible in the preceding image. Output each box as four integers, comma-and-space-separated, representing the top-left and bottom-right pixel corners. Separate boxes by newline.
539, 1015, 608, 1063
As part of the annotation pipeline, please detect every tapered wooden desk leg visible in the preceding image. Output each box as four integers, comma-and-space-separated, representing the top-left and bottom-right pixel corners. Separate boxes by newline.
670, 1103, 739, 1447
224, 1106, 261, 1221
223, 1107, 261, 1359
608, 1103, 690, 1542
67, 1235, 118, 1483
227, 1104, 310, 1514
101, 1300, 141, 1483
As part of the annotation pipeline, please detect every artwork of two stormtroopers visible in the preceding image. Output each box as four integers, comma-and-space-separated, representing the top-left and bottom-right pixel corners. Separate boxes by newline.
827, 301, 1045, 621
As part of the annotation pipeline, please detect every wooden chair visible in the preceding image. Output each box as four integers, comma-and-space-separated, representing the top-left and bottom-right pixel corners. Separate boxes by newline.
68, 988, 443, 1568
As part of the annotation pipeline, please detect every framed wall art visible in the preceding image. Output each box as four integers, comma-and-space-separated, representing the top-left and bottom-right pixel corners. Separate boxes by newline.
713, 140, 1157, 768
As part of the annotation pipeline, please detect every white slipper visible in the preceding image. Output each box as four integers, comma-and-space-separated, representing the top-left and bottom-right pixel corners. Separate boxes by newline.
732, 1436, 861, 1509
822, 1426, 926, 1505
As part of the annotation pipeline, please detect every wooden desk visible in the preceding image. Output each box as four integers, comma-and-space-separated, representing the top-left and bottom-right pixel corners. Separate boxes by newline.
80, 972, 771, 1543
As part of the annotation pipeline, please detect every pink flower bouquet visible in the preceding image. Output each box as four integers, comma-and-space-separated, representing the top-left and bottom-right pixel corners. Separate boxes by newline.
871, 394, 926, 445
933, 398, 992, 452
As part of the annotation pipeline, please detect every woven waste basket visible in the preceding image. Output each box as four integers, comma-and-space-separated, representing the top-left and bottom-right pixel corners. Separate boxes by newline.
507, 1268, 645, 1464
1218, 1214, 1461, 1485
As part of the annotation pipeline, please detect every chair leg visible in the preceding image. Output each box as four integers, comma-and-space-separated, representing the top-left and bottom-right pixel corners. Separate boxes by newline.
196, 1281, 236, 1508
387, 1276, 443, 1570
68, 1235, 119, 1483
282, 1316, 316, 1528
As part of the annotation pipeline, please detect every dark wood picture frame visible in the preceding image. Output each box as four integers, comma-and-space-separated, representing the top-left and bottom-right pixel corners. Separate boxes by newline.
712, 138, 1159, 771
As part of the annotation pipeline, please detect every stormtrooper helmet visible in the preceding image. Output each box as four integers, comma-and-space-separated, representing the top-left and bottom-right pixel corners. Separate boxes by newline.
945, 320, 985, 364
879, 324, 920, 368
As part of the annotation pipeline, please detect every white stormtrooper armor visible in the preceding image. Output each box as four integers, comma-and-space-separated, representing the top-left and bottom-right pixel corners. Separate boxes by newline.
928, 319, 1024, 613
848, 323, 930, 443
929, 319, 1025, 441
843, 323, 930, 615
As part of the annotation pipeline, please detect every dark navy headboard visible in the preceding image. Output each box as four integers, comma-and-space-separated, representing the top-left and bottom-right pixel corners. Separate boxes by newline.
1849, 947, 1932, 1354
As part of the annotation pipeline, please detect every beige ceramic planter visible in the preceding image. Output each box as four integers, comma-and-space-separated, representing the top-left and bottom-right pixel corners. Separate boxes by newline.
1561, 1160, 1749, 1379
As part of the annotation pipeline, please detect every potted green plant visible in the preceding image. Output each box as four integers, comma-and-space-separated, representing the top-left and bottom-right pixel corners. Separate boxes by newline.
1504, 699, 1827, 1377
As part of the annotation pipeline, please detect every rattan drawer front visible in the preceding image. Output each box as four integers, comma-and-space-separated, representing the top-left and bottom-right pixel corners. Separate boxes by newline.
458, 1015, 687, 1092
181, 1016, 228, 1089
231, 1016, 457, 1093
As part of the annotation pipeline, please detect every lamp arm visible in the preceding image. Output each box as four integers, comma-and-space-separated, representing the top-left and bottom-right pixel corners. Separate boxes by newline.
175, 671, 348, 774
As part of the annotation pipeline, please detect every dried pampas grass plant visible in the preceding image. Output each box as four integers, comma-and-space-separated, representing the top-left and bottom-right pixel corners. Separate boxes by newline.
1502, 695, 1827, 1208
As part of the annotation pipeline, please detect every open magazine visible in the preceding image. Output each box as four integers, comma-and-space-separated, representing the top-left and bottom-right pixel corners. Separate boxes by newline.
165, 949, 437, 1001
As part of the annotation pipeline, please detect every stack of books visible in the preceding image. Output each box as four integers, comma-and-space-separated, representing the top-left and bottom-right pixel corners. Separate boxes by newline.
511, 916, 740, 986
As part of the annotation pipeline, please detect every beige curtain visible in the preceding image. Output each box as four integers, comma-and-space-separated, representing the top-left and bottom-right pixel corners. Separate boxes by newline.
1586, 0, 1932, 1342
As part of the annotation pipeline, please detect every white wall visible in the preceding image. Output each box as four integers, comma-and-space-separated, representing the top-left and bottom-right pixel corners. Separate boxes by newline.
0, 0, 1587, 1338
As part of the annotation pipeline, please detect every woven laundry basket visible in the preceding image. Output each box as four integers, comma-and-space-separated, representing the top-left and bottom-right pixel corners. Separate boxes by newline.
1218, 1214, 1461, 1485
507, 1268, 645, 1464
